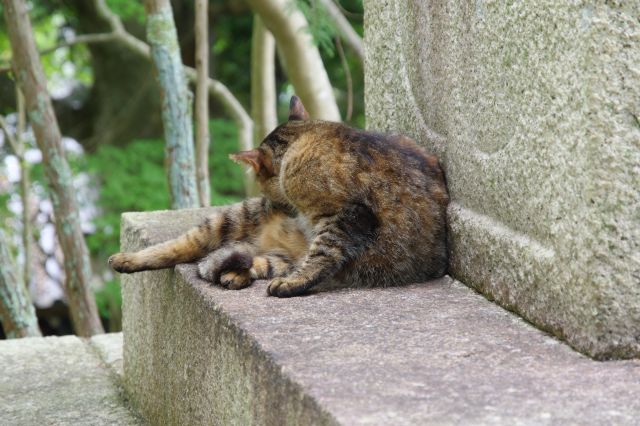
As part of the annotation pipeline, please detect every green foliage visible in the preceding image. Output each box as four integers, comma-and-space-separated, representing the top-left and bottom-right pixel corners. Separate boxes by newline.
0, 10, 93, 90
106, 0, 145, 23
95, 279, 121, 320
210, 12, 254, 108
0, 192, 10, 225
29, 144, 84, 200
208, 119, 246, 197
84, 138, 168, 258
84, 119, 243, 259
287, 0, 365, 125
292, 0, 337, 56
0, 30, 10, 65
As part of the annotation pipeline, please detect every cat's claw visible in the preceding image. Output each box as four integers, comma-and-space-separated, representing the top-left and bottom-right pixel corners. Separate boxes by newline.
267, 277, 307, 298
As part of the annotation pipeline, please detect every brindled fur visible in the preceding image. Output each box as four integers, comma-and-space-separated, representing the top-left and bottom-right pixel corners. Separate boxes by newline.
109, 96, 449, 297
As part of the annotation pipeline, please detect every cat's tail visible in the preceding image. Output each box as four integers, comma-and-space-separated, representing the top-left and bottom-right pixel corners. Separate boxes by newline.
108, 197, 270, 273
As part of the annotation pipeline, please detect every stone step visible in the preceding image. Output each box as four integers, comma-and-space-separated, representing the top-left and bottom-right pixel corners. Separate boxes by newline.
0, 333, 142, 426
120, 209, 640, 425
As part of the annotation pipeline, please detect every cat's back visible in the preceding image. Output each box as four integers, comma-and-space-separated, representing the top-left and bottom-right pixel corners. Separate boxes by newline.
328, 123, 450, 282
340, 125, 446, 193
282, 121, 448, 211
307, 122, 447, 204
341, 127, 449, 283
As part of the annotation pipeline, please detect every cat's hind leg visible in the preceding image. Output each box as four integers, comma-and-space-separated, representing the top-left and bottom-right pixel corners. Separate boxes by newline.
198, 242, 256, 290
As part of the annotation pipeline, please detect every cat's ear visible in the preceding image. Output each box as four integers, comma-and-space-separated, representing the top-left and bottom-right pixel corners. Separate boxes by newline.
288, 95, 310, 121
229, 150, 263, 173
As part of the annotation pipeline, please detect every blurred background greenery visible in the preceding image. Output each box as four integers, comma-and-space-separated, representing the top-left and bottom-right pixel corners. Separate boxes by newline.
0, 0, 364, 335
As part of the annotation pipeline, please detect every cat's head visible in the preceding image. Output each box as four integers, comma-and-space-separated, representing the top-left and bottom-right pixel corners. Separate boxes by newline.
230, 95, 309, 204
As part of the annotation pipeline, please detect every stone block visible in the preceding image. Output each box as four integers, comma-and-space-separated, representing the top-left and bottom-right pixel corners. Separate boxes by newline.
120, 209, 640, 425
364, 0, 640, 359
90, 332, 125, 379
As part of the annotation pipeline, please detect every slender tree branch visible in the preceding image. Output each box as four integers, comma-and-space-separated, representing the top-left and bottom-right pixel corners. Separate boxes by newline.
249, 15, 276, 196
39, 32, 118, 56
317, 0, 363, 64
0, 34, 117, 72
195, 0, 211, 206
251, 15, 277, 145
0, 90, 33, 288
0, 115, 21, 157
16, 87, 32, 289
0, 0, 150, 72
0, 229, 41, 338
330, 0, 362, 19
94, 0, 150, 57
2, 0, 252, 127
90, 0, 251, 131
185, 67, 254, 155
335, 36, 353, 121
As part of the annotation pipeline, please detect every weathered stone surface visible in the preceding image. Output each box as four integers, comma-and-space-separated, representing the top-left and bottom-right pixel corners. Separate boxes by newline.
364, 0, 640, 359
121, 209, 640, 425
0, 334, 141, 425
90, 332, 125, 380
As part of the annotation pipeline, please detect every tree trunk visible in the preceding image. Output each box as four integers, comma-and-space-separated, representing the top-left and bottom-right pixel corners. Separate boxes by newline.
195, 0, 211, 207
16, 88, 32, 287
251, 15, 278, 144
2, 0, 104, 336
0, 89, 33, 287
248, 15, 277, 196
245, 0, 341, 121
144, 0, 199, 209
0, 230, 41, 338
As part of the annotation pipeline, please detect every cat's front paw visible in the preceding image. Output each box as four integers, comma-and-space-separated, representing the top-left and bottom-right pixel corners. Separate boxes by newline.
108, 253, 136, 273
267, 277, 307, 298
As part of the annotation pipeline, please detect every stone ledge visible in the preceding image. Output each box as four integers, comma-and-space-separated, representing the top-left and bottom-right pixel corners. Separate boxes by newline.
121, 209, 640, 425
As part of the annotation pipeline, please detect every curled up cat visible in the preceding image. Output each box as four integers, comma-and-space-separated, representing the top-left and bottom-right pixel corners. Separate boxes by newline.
108, 96, 449, 297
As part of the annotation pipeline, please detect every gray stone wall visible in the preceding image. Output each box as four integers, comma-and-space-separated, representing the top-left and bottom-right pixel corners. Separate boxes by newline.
364, 0, 639, 359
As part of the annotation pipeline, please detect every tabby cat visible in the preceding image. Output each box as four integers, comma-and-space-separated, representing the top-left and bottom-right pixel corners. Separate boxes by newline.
108, 96, 449, 297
